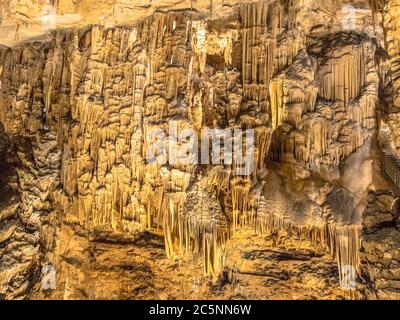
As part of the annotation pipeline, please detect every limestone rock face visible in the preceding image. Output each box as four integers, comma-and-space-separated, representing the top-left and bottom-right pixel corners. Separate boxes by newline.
0, 0, 400, 300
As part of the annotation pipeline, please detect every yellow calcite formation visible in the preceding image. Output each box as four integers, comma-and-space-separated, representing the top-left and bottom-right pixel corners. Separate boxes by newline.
0, 0, 397, 299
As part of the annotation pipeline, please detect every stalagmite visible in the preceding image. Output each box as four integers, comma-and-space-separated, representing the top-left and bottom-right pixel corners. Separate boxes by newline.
231, 177, 251, 231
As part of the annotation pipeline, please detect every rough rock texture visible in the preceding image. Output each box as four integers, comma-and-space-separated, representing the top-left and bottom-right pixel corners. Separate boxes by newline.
0, 0, 400, 300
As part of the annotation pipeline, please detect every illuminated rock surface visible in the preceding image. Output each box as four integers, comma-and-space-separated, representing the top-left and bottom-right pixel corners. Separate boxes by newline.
0, 0, 400, 300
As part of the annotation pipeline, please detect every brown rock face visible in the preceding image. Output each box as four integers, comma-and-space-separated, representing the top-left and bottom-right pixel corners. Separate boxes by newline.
0, 0, 399, 300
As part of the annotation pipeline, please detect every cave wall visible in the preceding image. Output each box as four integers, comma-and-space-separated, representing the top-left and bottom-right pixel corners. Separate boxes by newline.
0, 0, 399, 299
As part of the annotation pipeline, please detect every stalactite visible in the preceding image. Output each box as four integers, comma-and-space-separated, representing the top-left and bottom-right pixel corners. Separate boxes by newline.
160, 182, 231, 277
206, 166, 231, 195
369, 0, 386, 17
269, 78, 284, 129
183, 218, 230, 276
238, 1, 279, 109
319, 45, 367, 103
333, 224, 361, 290
282, 104, 303, 129
275, 31, 305, 72
231, 177, 251, 231
0, 1, 380, 294
255, 197, 361, 289
254, 126, 272, 170
162, 192, 187, 260
305, 87, 318, 113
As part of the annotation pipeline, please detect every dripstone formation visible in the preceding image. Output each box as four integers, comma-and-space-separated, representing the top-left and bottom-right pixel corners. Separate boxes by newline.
0, 0, 400, 300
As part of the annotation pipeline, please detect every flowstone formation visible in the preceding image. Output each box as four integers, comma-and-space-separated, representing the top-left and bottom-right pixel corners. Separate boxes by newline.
0, 0, 400, 300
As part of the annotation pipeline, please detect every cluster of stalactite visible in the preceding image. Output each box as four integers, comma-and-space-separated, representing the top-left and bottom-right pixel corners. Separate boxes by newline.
269, 51, 318, 130
371, 0, 400, 107
269, 37, 378, 168
253, 198, 361, 289
238, 0, 303, 112
0, 0, 373, 289
371, 0, 400, 159
0, 4, 277, 277
318, 44, 367, 103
